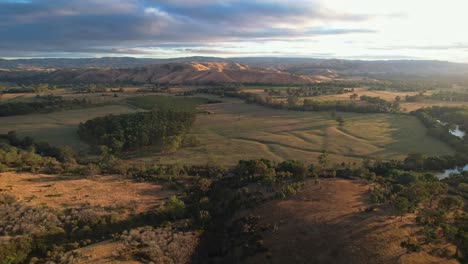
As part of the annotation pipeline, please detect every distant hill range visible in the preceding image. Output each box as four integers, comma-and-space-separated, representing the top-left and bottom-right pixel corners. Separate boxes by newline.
1, 56, 468, 85
0, 62, 325, 85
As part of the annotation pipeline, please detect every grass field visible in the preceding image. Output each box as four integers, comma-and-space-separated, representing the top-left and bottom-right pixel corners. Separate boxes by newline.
241, 85, 299, 90
0, 92, 455, 164
127, 95, 210, 112
138, 96, 454, 165
0, 104, 140, 151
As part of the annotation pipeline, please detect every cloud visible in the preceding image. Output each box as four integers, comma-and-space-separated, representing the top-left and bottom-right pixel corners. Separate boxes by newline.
0, 0, 377, 57
371, 44, 468, 51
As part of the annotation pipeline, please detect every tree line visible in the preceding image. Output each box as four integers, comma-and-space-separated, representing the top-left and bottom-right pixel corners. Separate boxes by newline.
0, 95, 92, 116
196, 87, 400, 113
412, 106, 468, 153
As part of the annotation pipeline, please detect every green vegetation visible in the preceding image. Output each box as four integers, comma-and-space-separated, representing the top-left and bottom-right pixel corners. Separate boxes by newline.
368, 79, 452, 92
197, 87, 400, 113
78, 110, 195, 153
413, 106, 468, 153
0, 95, 92, 116
0, 104, 139, 151
127, 95, 212, 112
0, 129, 467, 263
152, 98, 453, 165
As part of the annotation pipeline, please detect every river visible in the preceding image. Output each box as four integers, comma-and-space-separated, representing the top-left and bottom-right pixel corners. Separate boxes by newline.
437, 120, 466, 139
450, 125, 466, 139
436, 164, 468, 179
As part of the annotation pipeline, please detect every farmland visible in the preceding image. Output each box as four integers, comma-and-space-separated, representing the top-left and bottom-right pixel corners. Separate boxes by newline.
244, 86, 468, 113
0, 104, 140, 151
127, 95, 211, 112
139, 96, 454, 165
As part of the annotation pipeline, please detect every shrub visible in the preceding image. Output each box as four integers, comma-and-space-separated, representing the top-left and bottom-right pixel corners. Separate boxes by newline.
80, 164, 101, 176
0, 162, 8, 172
118, 226, 199, 264
160, 196, 186, 220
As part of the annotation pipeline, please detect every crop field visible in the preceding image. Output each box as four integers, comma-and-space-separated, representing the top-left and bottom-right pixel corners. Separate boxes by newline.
127, 95, 211, 112
140, 96, 454, 165
0, 104, 140, 151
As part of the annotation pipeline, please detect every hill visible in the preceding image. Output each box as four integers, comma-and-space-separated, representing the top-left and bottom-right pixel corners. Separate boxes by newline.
2, 62, 321, 85
244, 178, 458, 264
2, 57, 468, 79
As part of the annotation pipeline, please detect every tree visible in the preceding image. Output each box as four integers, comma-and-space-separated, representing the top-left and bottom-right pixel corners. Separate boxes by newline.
394, 197, 410, 221
336, 116, 345, 126
162, 195, 186, 220
425, 181, 447, 208
350, 93, 359, 101
404, 153, 426, 170
395, 95, 401, 102
439, 195, 464, 211
318, 150, 329, 170
400, 240, 421, 253
287, 96, 299, 107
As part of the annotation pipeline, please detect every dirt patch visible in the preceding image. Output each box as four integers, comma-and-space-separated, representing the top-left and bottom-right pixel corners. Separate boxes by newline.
0, 172, 173, 215
64, 240, 140, 264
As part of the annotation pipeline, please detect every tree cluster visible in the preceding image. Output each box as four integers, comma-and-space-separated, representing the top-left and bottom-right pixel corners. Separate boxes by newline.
77, 110, 195, 153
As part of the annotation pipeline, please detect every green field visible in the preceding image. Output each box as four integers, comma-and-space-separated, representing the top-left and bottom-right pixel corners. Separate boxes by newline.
127, 95, 210, 112
0, 104, 140, 151
138, 96, 454, 165
0, 93, 455, 164
240, 85, 299, 90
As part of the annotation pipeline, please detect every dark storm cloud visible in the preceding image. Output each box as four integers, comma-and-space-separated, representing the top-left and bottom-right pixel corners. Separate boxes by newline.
0, 0, 375, 57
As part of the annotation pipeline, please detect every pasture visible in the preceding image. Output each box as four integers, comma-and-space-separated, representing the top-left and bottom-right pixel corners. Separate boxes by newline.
0, 104, 140, 151
140, 96, 454, 165
127, 95, 211, 112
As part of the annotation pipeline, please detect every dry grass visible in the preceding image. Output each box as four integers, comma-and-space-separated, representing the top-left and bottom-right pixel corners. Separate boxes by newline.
0, 172, 173, 215
313, 87, 418, 101
63, 240, 140, 264
400, 100, 468, 112
244, 179, 458, 264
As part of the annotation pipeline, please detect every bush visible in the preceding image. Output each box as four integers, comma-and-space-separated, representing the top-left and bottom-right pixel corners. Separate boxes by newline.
160, 196, 186, 220
118, 226, 199, 264
0, 162, 8, 172
80, 164, 101, 176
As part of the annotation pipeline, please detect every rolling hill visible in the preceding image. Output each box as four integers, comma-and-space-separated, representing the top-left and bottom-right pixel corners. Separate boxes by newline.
0, 62, 322, 85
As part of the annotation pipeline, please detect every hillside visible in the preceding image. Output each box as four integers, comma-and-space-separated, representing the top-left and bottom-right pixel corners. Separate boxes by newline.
244, 179, 458, 264
2, 62, 322, 85
2, 57, 468, 79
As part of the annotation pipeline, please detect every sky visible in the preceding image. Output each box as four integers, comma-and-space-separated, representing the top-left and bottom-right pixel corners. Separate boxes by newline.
1, 0, 468, 62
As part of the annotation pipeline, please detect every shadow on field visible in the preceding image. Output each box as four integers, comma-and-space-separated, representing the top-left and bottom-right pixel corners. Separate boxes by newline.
191, 178, 404, 264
